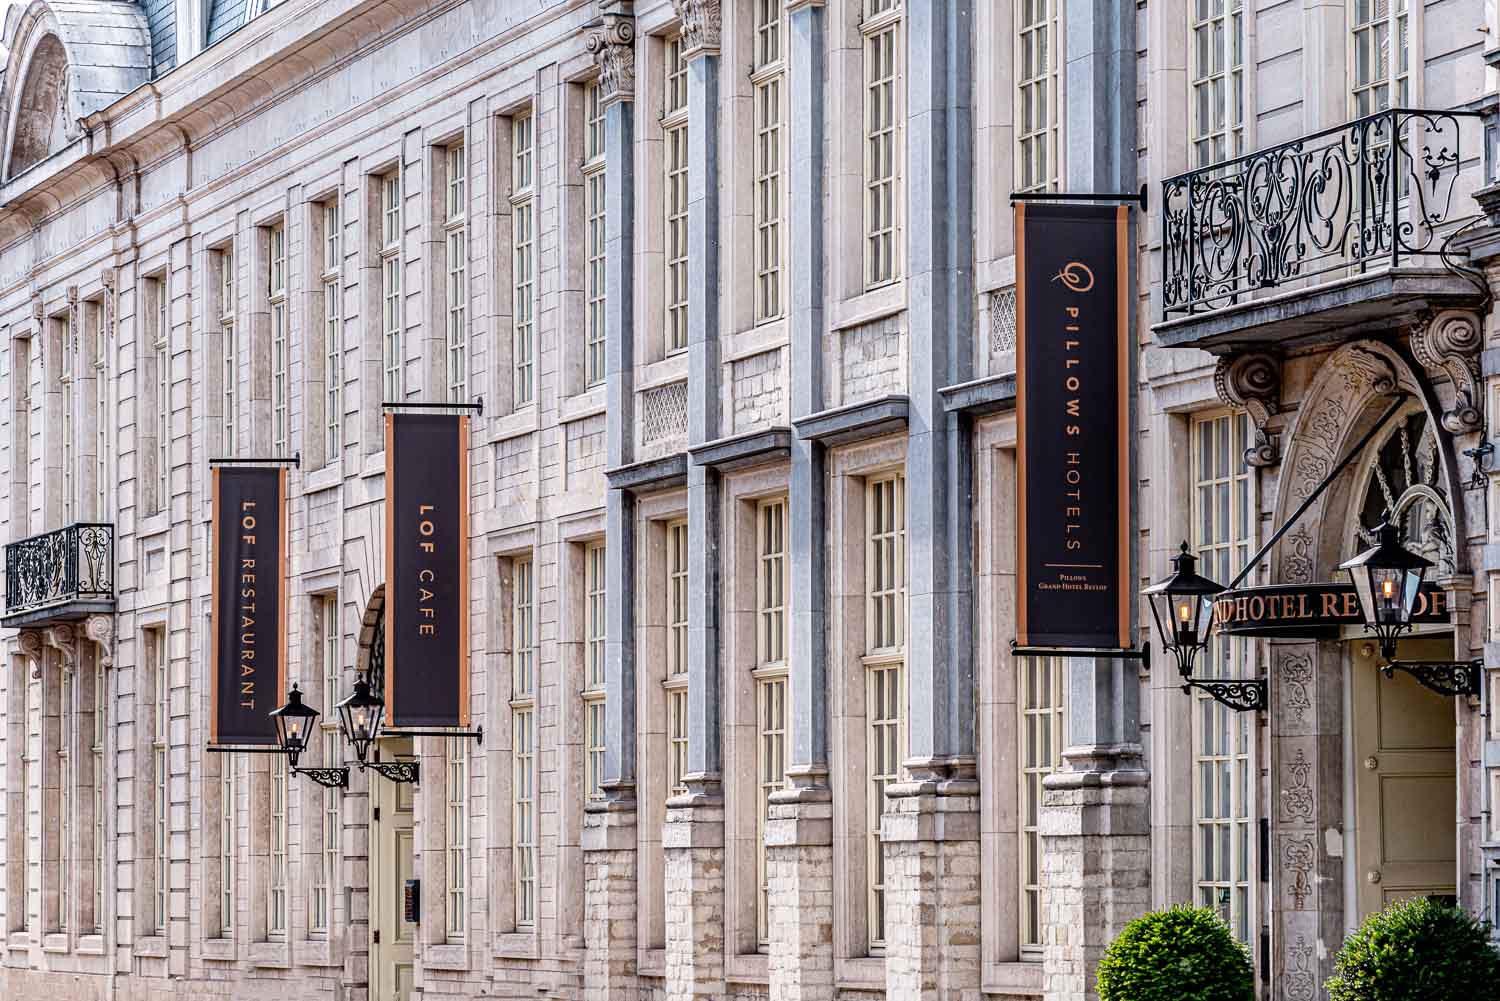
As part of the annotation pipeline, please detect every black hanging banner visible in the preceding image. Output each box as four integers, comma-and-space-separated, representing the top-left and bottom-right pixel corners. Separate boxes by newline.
1015, 202, 1131, 650
385, 412, 470, 727
210, 466, 287, 745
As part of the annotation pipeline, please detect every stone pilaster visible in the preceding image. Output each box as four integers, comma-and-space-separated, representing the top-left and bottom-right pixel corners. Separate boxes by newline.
1039, 759, 1150, 1001
663, 798, 724, 1001
766, 782, 834, 1001
881, 775, 981, 1001
583, 805, 640, 1001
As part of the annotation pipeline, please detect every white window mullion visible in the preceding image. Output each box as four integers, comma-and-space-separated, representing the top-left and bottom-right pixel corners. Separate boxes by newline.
1190, 0, 1245, 167
754, 496, 788, 950
445, 144, 469, 404
219, 251, 237, 455
1018, 655, 1064, 954
584, 82, 608, 388
512, 117, 535, 407
511, 557, 536, 928
861, 2, 903, 288
322, 200, 342, 463
663, 36, 690, 353
584, 542, 607, 803
863, 473, 905, 953
269, 223, 288, 456
1016, 0, 1061, 191
753, 1, 786, 323
154, 279, 170, 513
1352, 0, 1411, 118
381, 172, 404, 401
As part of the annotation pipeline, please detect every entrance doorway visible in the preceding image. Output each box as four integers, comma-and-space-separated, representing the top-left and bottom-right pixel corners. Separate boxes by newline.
1350, 636, 1457, 921
370, 735, 417, 1001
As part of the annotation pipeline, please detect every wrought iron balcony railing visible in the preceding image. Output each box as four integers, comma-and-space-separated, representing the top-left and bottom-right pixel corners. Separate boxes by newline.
4, 523, 114, 620
1161, 108, 1482, 318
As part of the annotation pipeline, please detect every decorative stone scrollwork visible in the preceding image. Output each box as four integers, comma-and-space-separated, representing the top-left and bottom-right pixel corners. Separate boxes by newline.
83, 613, 114, 668
1214, 352, 1282, 466
586, 14, 636, 104
1410, 309, 1483, 433
42, 623, 77, 674
17, 630, 43, 678
672, 0, 722, 57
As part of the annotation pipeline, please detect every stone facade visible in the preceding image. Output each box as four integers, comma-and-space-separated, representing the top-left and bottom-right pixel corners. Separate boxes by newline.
1, 2, 1498, 1001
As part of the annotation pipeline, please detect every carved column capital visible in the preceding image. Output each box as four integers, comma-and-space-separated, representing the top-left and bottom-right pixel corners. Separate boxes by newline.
1409, 309, 1482, 433
100, 267, 115, 291
1214, 351, 1282, 466
586, 14, 637, 105
83, 614, 115, 668
672, 0, 721, 58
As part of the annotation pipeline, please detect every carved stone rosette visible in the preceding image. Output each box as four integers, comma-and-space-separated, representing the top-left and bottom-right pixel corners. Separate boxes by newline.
672, 0, 721, 58
1214, 351, 1282, 466
587, 14, 636, 105
1409, 309, 1482, 433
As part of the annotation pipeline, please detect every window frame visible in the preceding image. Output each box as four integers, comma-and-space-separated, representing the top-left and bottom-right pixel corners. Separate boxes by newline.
1350, 0, 1412, 118
511, 555, 537, 929
1189, 0, 1246, 167
664, 519, 690, 801
151, 276, 170, 513
753, 496, 789, 950
752, 0, 786, 324
218, 249, 237, 455
380, 171, 404, 402
583, 541, 608, 803
321, 199, 343, 465
268, 221, 288, 456
445, 143, 469, 404
151, 627, 169, 936
583, 81, 608, 388
1015, 0, 1062, 191
860, 1, 904, 290
57, 311, 75, 522
1017, 655, 1064, 955
663, 33, 691, 355
511, 115, 536, 408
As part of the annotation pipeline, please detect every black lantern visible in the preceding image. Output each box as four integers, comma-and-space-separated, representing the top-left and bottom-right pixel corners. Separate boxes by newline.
1338, 519, 1432, 660
335, 675, 385, 765
1142, 542, 1225, 678
269, 684, 319, 768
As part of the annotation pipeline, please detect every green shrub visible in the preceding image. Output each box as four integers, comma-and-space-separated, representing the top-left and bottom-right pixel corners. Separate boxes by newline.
1096, 905, 1253, 1001
1326, 896, 1500, 1001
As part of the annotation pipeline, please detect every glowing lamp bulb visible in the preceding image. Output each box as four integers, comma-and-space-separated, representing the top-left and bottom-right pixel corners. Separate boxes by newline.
1381, 578, 1396, 600
1177, 601, 1192, 622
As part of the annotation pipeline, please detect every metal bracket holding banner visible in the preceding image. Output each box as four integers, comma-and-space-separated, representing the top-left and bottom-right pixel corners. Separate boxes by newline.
1182, 677, 1268, 712
1009, 184, 1150, 211
382, 726, 484, 745
1011, 642, 1151, 672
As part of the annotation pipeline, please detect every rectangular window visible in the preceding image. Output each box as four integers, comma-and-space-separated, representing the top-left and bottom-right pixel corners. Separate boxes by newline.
584, 81, 608, 388
1019, 655, 1064, 953
269, 222, 288, 455
221, 758, 236, 935
753, 1, 785, 322
381, 172, 404, 401
319, 595, 340, 934
322, 201, 342, 462
1016, 0, 1061, 191
664, 34, 690, 354
864, 473, 905, 952
152, 278, 169, 512
60, 666, 73, 933
269, 756, 288, 938
446, 144, 469, 403
447, 742, 468, 939
512, 116, 536, 407
1190, 0, 1245, 166
1191, 413, 1257, 943
309, 597, 336, 935
1352, 0, 1409, 117
92, 657, 105, 933
58, 313, 74, 522
862, 1, 902, 288
219, 250, 237, 454
584, 542, 607, 802
664, 520, 689, 802
755, 498, 790, 950
151, 627, 169, 935
512, 556, 536, 928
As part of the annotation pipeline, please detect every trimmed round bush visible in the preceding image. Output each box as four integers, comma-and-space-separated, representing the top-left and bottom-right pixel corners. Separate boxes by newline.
1325, 896, 1500, 1001
1096, 905, 1254, 1001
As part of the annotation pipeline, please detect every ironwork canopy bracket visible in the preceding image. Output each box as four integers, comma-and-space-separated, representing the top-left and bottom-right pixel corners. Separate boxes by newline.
1181, 677, 1268, 712
1010, 643, 1152, 673
360, 760, 421, 785
294, 766, 350, 789
1380, 659, 1482, 698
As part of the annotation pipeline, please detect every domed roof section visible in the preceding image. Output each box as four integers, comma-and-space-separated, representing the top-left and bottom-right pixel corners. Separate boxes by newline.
1, 1, 153, 177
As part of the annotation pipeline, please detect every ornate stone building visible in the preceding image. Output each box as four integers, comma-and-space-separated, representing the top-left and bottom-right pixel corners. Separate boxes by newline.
0, 2, 1496, 1001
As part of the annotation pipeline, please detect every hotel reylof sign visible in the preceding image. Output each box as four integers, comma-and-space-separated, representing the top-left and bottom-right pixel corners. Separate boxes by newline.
210, 466, 287, 745
1015, 202, 1131, 650
385, 412, 470, 727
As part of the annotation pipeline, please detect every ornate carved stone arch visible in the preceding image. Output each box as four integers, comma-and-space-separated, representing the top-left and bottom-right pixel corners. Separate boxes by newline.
0, 1, 152, 180
356, 585, 386, 695
1271, 338, 1468, 585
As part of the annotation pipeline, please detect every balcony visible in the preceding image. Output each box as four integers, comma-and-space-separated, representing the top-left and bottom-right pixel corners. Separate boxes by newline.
3, 523, 115, 628
1156, 109, 1486, 352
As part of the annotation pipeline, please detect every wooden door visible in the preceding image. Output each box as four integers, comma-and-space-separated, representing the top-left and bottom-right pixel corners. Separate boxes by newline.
1352, 636, 1457, 919
371, 737, 417, 1001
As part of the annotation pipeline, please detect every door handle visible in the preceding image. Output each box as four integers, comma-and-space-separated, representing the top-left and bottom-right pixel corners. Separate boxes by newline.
1364, 755, 1379, 771
1366, 869, 1382, 884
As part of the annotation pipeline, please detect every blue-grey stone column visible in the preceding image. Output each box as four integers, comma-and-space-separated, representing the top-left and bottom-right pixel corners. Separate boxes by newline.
683, 42, 723, 797
584, 15, 641, 1001
881, 4, 981, 1000
766, 6, 837, 1001
900, 0, 976, 782
1040, 4, 1149, 999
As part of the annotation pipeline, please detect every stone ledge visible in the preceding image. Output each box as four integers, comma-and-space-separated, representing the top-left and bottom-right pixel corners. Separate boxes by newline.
663, 802, 726, 849
1152, 268, 1484, 354
687, 427, 792, 471
606, 452, 689, 492
940, 372, 1017, 416
793, 395, 908, 446
583, 806, 639, 853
